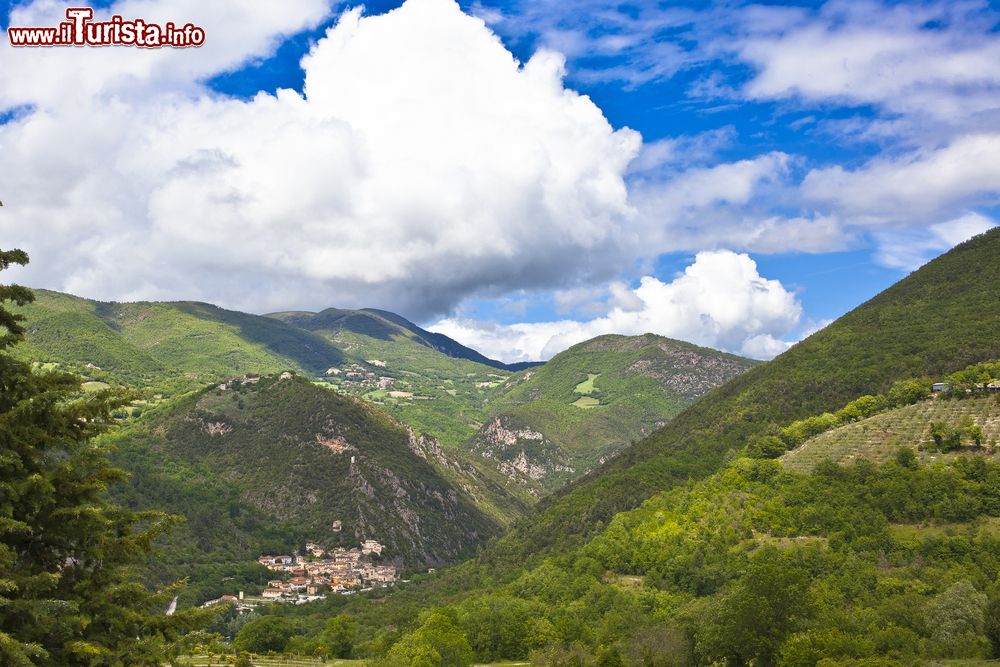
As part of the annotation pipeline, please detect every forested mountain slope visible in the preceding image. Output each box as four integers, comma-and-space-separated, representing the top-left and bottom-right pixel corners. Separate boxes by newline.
496, 228, 1000, 558
116, 374, 511, 567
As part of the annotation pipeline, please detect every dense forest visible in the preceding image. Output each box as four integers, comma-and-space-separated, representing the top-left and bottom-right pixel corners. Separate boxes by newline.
202, 444, 1000, 664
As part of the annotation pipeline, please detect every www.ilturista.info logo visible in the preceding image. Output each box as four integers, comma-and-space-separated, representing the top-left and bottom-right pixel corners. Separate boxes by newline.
7, 7, 205, 48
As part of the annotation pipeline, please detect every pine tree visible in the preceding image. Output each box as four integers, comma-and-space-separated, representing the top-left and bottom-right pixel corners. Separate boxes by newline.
0, 249, 208, 665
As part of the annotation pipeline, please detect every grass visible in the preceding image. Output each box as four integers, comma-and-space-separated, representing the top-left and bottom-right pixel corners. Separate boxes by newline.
320, 330, 509, 449
889, 517, 1000, 543
31, 361, 60, 371
82, 381, 112, 392
607, 573, 646, 589
12, 290, 345, 393
781, 396, 1000, 473
572, 396, 601, 409
573, 373, 599, 395
746, 532, 828, 550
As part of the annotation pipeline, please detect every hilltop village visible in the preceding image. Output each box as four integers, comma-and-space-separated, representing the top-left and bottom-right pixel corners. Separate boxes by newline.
203, 540, 398, 609
326, 362, 397, 391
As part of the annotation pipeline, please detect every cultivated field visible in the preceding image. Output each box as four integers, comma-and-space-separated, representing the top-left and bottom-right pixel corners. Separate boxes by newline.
781, 396, 1000, 473
177, 656, 361, 666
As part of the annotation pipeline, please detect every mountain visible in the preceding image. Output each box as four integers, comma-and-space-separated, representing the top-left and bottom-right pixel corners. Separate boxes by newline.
115, 373, 512, 567
494, 227, 1000, 558
12, 291, 749, 502
266, 307, 536, 371
9, 290, 761, 523
269, 308, 521, 451
469, 334, 756, 496
296, 231, 1000, 666
11, 291, 523, 456
12, 290, 345, 391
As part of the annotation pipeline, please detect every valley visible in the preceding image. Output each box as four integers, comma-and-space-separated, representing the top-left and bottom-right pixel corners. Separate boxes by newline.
4, 228, 1000, 665
12, 289, 756, 522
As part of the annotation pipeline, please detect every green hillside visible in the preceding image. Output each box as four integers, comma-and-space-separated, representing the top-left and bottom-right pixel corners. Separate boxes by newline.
255, 449, 1000, 663
12, 290, 345, 391
12, 291, 752, 510
12, 291, 519, 451
115, 373, 508, 568
267, 308, 526, 451
469, 334, 755, 496
311, 328, 513, 450
500, 228, 1000, 557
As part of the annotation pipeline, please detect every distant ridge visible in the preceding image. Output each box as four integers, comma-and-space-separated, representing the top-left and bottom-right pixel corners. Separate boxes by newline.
266, 307, 539, 372
470, 333, 756, 497
11, 290, 346, 387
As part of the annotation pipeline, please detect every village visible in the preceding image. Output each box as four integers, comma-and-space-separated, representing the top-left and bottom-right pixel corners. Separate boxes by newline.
326, 362, 397, 391
202, 539, 398, 609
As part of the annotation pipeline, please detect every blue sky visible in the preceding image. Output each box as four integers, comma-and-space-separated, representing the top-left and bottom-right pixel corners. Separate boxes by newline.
204, 0, 906, 325
2, 0, 999, 361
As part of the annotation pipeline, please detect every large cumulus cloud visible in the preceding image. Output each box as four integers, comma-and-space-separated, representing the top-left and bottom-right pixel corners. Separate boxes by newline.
0, 0, 639, 319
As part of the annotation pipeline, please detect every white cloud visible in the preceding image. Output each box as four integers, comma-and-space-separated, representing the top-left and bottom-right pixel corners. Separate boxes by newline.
627, 127, 737, 175
626, 153, 856, 256
430, 250, 802, 362
2, 0, 996, 351
733, 0, 1000, 123
803, 134, 1000, 225
873, 212, 997, 271
0, 0, 641, 319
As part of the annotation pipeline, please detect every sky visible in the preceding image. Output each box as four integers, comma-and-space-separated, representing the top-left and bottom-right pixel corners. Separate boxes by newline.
1, 0, 998, 363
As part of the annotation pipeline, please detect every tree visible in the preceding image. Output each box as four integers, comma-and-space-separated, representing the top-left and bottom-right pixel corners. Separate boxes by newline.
387, 610, 473, 667
0, 249, 208, 665
386, 636, 444, 667
984, 595, 1000, 657
748, 435, 787, 459
624, 626, 691, 667
322, 614, 357, 659
959, 416, 984, 446
894, 447, 918, 469
925, 580, 987, 649
233, 616, 295, 654
929, 421, 961, 452
459, 594, 536, 661
695, 548, 813, 666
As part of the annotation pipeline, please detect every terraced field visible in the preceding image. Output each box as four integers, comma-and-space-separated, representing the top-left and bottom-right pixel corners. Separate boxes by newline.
178, 657, 360, 666
781, 396, 1000, 473
889, 516, 1000, 544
